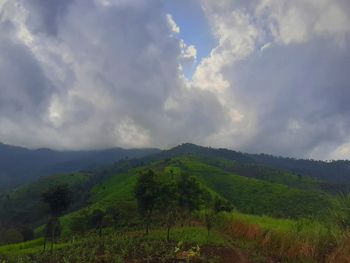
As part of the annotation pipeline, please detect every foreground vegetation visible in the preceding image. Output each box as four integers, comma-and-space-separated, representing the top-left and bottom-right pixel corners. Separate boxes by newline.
2, 211, 350, 262
0, 227, 230, 262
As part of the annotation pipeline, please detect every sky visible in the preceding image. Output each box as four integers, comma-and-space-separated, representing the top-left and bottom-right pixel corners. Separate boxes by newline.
0, 0, 350, 160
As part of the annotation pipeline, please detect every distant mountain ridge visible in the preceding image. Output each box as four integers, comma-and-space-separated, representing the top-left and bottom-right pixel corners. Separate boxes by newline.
1, 142, 350, 192
1, 142, 350, 231
0, 142, 160, 191
160, 143, 350, 182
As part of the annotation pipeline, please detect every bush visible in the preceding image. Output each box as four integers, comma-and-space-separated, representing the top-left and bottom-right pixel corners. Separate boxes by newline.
0, 228, 24, 245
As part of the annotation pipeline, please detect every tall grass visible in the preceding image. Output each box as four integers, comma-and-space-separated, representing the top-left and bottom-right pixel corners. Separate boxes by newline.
216, 212, 341, 262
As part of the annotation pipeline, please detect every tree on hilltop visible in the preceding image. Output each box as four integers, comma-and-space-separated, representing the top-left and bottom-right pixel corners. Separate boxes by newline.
135, 170, 159, 235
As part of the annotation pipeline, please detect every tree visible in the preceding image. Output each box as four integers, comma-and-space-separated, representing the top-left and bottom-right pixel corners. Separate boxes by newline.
177, 174, 207, 224
41, 184, 71, 253
201, 209, 216, 236
0, 228, 24, 245
157, 182, 179, 241
135, 170, 159, 235
201, 197, 233, 236
213, 197, 234, 213
42, 184, 72, 217
44, 217, 61, 250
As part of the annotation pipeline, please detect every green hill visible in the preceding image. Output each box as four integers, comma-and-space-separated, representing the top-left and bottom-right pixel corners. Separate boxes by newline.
37, 155, 337, 239
91, 156, 336, 219
1, 153, 339, 234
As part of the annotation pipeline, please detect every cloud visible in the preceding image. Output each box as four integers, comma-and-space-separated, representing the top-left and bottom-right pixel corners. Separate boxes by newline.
0, 0, 349, 160
0, 0, 227, 150
20, 0, 72, 36
180, 40, 197, 60
330, 143, 350, 160
192, 0, 350, 159
256, 0, 350, 45
0, 17, 54, 121
166, 13, 180, 34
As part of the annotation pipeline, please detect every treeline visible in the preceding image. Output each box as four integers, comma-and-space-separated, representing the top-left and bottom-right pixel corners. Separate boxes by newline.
143, 143, 350, 183
65, 170, 233, 242
250, 153, 350, 183
134, 170, 233, 240
0, 225, 33, 246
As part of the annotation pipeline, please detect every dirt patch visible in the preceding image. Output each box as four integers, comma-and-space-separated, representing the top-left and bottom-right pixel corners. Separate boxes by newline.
122, 243, 252, 263
201, 246, 251, 263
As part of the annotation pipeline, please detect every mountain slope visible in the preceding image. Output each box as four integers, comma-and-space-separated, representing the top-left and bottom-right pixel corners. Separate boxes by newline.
250, 153, 350, 182
0, 143, 347, 230
2, 142, 350, 193
0, 144, 347, 262
0, 172, 91, 227
50, 155, 337, 236
145, 143, 350, 183
0, 142, 160, 191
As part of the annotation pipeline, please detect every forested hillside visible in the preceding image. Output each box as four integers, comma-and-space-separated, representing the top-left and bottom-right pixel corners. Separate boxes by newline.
0, 142, 159, 191
147, 143, 350, 183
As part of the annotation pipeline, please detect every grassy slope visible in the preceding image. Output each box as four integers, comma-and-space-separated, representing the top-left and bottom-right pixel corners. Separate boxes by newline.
46, 155, 337, 238
170, 156, 336, 219
3, 154, 335, 235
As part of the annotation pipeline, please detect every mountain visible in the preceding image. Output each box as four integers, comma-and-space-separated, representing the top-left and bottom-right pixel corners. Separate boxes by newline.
0, 150, 335, 231
0, 142, 160, 191
2, 141, 350, 193
249, 153, 350, 182
0, 143, 347, 262
147, 143, 350, 183
1, 143, 350, 262
87, 155, 334, 221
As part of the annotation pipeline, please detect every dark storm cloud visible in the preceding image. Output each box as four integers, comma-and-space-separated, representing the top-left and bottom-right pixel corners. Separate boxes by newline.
0, 23, 54, 119
21, 0, 73, 36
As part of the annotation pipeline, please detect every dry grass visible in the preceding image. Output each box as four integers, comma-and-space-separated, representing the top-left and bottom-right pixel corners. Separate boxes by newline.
217, 213, 343, 262
326, 235, 350, 263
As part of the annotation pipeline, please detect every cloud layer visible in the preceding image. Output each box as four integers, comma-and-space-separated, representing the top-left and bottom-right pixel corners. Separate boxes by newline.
0, 0, 349, 159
